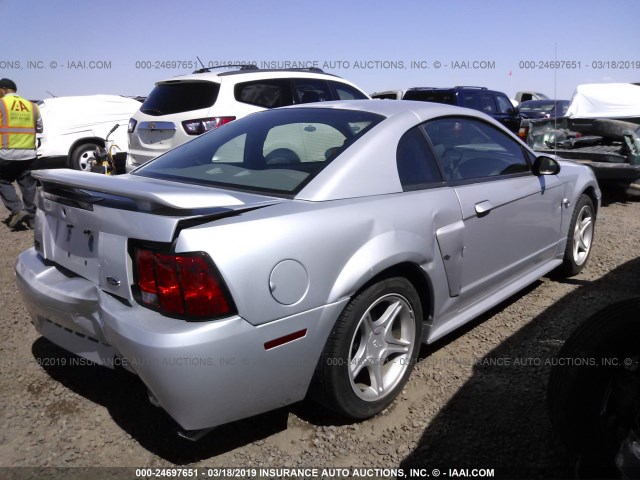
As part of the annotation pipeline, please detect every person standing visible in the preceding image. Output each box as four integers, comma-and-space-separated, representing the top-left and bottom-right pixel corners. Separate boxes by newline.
0, 78, 42, 230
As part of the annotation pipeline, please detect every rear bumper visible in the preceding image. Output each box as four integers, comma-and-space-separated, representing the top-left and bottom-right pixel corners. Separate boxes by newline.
15, 247, 346, 430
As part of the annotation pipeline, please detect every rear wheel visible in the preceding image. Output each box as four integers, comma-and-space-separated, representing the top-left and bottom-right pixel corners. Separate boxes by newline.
70, 143, 100, 171
312, 277, 422, 419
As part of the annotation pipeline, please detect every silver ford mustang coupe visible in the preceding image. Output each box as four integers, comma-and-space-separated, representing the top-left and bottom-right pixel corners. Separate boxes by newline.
15, 100, 600, 435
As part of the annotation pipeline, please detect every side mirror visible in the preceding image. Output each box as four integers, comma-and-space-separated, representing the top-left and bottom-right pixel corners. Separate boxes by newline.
533, 155, 561, 176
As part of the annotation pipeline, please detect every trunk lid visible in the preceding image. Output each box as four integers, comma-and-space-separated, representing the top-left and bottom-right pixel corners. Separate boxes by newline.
32, 169, 283, 300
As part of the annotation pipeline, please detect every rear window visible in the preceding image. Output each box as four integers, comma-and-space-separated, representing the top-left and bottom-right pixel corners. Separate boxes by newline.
330, 81, 369, 100
133, 108, 384, 195
140, 81, 220, 116
403, 90, 456, 105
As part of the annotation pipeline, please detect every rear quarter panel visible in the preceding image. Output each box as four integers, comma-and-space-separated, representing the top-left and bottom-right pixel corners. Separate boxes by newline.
174, 189, 462, 327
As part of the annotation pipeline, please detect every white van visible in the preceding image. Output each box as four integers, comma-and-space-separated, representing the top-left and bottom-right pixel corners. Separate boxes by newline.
36, 95, 142, 171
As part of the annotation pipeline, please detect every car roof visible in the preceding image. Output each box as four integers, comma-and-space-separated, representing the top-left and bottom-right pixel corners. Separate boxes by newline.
289, 100, 528, 202
283, 99, 501, 123
156, 68, 346, 85
405, 86, 505, 95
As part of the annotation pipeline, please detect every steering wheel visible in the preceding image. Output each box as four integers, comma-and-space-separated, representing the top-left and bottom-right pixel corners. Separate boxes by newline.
455, 156, 509, 179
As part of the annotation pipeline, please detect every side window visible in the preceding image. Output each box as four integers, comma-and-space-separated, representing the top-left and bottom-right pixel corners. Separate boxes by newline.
329, 81, 368, 100
479, 94, 497, 113
496, 95, 514, 114
459, 92, 481, 110
293, 79, 332, 104
235, 80, 292, 108
423, 117, 530, 181
396, 127, 442, 189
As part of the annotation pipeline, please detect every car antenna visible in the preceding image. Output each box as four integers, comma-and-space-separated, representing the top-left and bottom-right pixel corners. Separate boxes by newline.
553, 43, 558, 157
45, 90, 57, 98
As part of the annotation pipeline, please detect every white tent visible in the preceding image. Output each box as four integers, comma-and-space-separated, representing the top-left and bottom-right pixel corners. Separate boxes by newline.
566, 83, 640, 119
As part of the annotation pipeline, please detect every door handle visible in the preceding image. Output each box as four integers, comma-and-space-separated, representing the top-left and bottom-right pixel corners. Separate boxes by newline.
475, 200, 493, 216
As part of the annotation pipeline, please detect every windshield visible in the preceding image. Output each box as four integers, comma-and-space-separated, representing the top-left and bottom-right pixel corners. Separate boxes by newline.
133, 108, 385, 195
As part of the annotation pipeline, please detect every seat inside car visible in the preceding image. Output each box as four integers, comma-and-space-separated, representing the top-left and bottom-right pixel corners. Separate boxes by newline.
301, 91, 321, 103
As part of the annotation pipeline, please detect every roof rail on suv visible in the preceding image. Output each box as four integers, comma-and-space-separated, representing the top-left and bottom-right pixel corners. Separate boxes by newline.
192, 64, 329, 76
192, 64, 259, 74
453, 86, 487, 89
218, 67, 329, 76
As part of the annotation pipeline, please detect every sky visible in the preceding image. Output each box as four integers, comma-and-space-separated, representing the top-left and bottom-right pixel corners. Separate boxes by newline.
4, 0, 640, 101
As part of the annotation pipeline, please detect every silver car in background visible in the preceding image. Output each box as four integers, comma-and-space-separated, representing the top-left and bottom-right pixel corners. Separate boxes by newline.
15, 100, 600, 435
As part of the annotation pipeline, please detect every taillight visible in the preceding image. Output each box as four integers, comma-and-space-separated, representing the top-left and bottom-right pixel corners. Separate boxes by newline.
181, 116, 235, 135
134, 248, 234, 319
518, 126, 529, 141
128, 118, 138, 134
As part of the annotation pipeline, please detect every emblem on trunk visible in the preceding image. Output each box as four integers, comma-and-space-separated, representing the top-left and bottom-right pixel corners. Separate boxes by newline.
106, 276, 121, 288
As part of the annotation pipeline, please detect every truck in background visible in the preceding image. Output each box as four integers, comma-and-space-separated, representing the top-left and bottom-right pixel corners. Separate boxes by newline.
523, 83, 640, 193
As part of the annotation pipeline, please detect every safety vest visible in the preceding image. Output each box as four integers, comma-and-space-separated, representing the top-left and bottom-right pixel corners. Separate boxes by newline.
0, 95, 38, 150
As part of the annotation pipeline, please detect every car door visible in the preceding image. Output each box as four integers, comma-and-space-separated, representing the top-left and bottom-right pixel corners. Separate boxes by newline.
423, 116, 563, 308
395, 126, 466, 304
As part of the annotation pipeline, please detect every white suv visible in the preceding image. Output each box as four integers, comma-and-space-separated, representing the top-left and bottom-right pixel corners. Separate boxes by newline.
126, 66, 370, 171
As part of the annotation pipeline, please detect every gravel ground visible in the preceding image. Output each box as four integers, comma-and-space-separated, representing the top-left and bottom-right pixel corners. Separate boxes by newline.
0, 188, 638, 479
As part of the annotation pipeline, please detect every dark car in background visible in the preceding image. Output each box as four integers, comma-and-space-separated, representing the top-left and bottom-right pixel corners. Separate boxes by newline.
517, 99, 570, 119
402, 86, 520, 133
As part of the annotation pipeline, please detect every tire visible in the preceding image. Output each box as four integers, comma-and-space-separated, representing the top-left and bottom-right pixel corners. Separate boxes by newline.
548, 298, 640, 474
557, 194, 595, 277
311, 277, 423, 419
70, 143, 101, 171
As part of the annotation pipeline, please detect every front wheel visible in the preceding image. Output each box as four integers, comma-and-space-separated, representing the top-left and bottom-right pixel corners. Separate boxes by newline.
70, 143, 101, 171
311, 277, 423, 419
557, 194, 595, 277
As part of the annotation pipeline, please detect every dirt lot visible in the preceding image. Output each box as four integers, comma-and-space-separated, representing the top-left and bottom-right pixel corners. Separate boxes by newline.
0, 189, 638, 479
